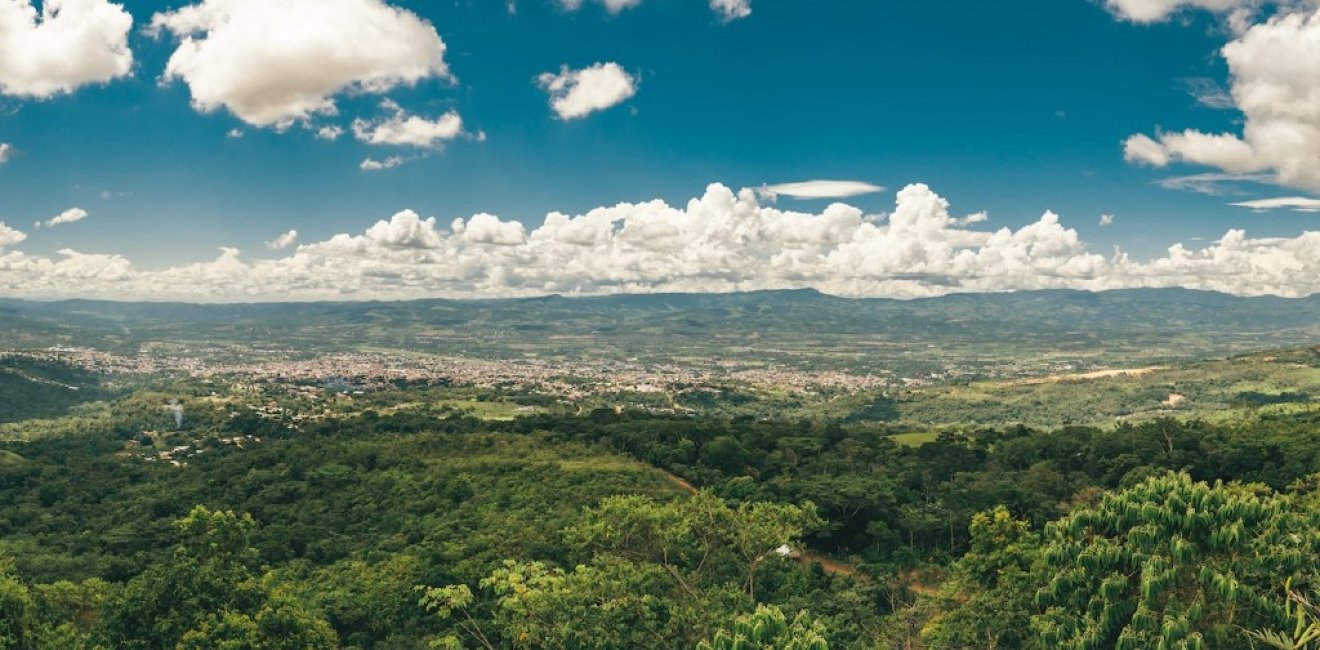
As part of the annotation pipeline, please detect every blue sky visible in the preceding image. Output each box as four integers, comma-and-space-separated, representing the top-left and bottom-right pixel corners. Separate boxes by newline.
0, 0, 1318, 300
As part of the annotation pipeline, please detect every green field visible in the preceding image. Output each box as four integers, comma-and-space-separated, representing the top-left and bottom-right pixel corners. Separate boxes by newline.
888, 431, 940, 447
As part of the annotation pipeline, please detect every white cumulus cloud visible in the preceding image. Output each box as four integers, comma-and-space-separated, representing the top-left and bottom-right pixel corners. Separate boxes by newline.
453, 213, 527, 246
362, 209, 441, 248
1124, 133, 1171, 167
149, 0, 451, 128
0, 142, 10, 164
536, 62, 636, 120
265, 230, 298, 250
0, 222, 25, 248
0, 0, 133, 98
39, 207, 89, 228
352, 100, 463, 148
1124, 8, 1320, 192
4, 183, 1320, 301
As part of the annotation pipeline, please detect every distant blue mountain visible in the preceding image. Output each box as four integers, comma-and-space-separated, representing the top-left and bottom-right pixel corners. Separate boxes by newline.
1, 288, 1316, 365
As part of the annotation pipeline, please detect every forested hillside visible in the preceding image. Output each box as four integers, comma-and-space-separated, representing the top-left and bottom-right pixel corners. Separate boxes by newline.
0, 356, 110, 424
1, 381, 1319, 648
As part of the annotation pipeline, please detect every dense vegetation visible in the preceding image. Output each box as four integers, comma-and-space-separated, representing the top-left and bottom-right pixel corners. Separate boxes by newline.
1, 382, 1319, 647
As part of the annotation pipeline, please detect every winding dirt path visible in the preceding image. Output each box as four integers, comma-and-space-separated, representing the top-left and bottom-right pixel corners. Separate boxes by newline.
798, 551, 859, 577
664, 472, 699, 495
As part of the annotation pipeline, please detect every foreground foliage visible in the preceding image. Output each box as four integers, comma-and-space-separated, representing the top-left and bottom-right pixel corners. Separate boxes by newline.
0, 391, 1319, 647
1033, 474, 1320, 649
698, 605, 829, 650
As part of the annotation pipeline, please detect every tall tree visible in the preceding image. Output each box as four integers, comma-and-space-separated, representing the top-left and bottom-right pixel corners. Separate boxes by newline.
923, 505, 1043, 650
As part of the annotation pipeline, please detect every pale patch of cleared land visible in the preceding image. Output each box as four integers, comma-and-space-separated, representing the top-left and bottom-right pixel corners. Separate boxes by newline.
894, 350, 1320, 429
1002, 366, 1166, 386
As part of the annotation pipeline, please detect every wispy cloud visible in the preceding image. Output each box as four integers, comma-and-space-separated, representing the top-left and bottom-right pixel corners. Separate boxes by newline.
758, 180, 885, 200
1180, 77, 1236, 110
556, 0, 643, 15
1230, 196, 1320, 212
557, 0, 750, 21
360, 156, 406, 171
36, 207, 89, 229
1156, 172, 1275, 196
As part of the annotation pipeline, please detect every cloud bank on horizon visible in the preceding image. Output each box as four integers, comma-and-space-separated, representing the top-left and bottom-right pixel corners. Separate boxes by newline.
0, 182, 1317, 302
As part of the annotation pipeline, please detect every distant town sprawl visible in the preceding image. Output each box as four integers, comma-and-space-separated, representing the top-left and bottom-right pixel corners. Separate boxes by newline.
11, 347, 900, 398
